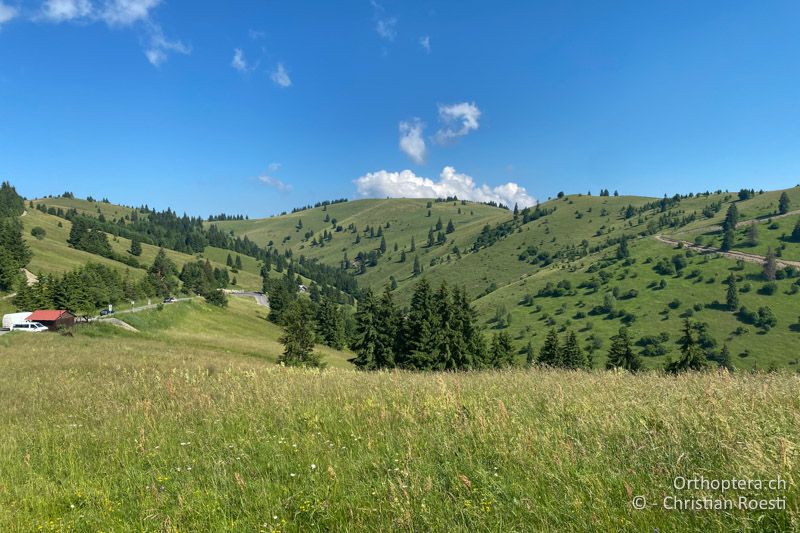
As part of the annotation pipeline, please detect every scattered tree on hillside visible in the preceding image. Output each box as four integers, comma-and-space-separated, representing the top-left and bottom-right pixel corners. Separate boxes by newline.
412, 255, 422, 276
725, 273, 739, 311
490, 332, 515, 367
779, 192, 791, 215
129, 238, 142, 256
562, 330, 586, 370
606, 327, 641, 372
666, 319, 707, 373
763, 247, 777, 281
746, 223, 758, 247
278, 299, 322, 367
538, 328, 561, 367
148, 248, 179, 297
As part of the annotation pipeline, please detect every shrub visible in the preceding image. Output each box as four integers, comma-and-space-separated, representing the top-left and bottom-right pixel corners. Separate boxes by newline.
30, 226, 46, 240
759, 282, 778, 296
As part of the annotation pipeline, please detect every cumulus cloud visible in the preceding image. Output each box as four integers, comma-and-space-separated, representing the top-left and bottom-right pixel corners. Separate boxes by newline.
398, 119, 426, 164
41, 0, 92, 22
419, 35, 430, 53
371, 0, 396, 41
434, 102, 481, 144
231, 48, 248, 72
101, 0, 160, 26
0, 2, 18, 26
256, 163, 291, 192
354, 166, 535, 208
270, 62, 291, 87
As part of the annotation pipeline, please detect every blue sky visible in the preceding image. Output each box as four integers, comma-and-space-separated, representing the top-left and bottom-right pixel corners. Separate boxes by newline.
1, 1, 800, 217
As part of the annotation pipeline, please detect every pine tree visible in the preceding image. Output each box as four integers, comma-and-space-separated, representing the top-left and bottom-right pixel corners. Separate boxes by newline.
763, 247, 777, 281
792, 219, 800, 242
561, 330, 585, 370
374, 287, 398, 368
427, 228, 435, 247
148, 248, 178, 297
666, 319, 707, 373
606, 327, 641, 371
278, 299, 322, 367
410, 236, 416, 252
617, 235, 630, 259
722, 203, 739, 232
725, 273, 739, 310
379, 236, 387, 253
435, 216, 443, 231
235, 255, 243, 270
129, 238, 142, 257
779, 191, 791, 215
226, 254, 233, 267
400, 250, 406, 263
316, 297, 346, 349
446, 219, 455, 234
538, 328, 561, 367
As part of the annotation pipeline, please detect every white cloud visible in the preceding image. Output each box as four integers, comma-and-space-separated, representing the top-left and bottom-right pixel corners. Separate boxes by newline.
145, 25, 190, 66
419, 35, 430, 53
248, 28, 265, 40
231, 48, 248, 72
270, 62, 291, 87
101, 0, 160, 26
0, 2, 18, 26
41, 0, 93, 22
267, 162, 281, 172
375, 17, 396, 40
434, 102, 481, 144
256, 163, 290, 191
354, 166, 535, 208
398, 119, 426, 164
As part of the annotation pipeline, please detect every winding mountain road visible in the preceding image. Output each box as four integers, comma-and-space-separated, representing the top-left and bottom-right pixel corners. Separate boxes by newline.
654, 235, 800, 269
225, 290, 269, 307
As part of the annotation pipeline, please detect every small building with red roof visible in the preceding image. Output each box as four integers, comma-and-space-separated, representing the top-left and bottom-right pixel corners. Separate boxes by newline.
26, 310, 76, 331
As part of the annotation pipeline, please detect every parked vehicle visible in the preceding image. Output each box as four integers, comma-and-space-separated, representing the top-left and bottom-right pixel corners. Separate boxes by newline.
163, 297, 178, 303
100, 309, 114, 316
11, 322, 49, 333
2, 312, 32, 331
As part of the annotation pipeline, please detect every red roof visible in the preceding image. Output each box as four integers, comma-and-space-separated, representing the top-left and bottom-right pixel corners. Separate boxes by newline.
26, 310, 70, 322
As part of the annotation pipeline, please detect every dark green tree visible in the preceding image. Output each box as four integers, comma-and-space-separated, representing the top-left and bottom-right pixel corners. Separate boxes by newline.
666, 319, 707, 373
606, 327, 641, 371
147, 248, 178, 297
129, 238, 142, 256
538, 328, 561, 367
412, 255, 422, 276
561, 330, 585, 370
779, 192, 791, 215
278, 299, 322, 367
725, 273, 739, 310
490, 332, 515, 367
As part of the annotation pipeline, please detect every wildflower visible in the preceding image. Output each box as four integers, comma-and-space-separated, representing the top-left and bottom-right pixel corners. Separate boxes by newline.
310, 464, 317, 470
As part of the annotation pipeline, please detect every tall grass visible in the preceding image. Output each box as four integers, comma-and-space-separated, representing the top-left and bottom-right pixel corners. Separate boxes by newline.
0, 341, 797, 531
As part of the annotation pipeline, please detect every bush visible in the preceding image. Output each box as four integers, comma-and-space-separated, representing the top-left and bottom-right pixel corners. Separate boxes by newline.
30, 226, 46, 240
204, 290, 229, 308
759, 282, 778, 296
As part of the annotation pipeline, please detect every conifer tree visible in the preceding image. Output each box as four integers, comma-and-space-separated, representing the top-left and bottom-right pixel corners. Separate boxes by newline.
446, 219, 455, 234
725, 273, 739, 310
352, 289, 380, 369
410, 236, 416, 252
226, 254, 233, 267
379, 236, 387, 253
435, 216, 443, 231
148, 248, 178, 297
722, 203, 738, 232
718, 343, 734, 372
129, 238, 142, 257
561, 330, 585, 370
403, 278, 437, 369
525, 341, 534, 367
400, 250, 406, 263
721, 227, 735, 252
538, 328, 561, 367
374, 287, 399, 368
412, 255, 422, 276
606, 327, 641, 371
278, 299, 322, 367
617, 235, 630, 259
427, 228, 435, 247
746, 222, 758, 247
666, 319, 707, 373
235, 255, 243, 270
763, 247, 777, 281
779, 191, 791, 215
316, 297, 346, 350
490, 332, 515, 367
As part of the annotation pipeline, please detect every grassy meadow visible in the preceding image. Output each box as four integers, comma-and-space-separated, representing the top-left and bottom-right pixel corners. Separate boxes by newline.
0, 331, 797, 531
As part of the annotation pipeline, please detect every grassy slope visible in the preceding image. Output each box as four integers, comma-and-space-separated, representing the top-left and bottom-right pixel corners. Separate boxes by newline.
19, 208, 263, 291
0, 341, 796, 530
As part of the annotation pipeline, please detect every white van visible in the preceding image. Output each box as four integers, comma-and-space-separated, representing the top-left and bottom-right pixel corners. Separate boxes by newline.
2, 312, 32, 331
11, 322, 49, 333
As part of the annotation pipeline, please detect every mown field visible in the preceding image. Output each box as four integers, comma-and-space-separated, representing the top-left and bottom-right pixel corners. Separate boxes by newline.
0, 334, 796, 531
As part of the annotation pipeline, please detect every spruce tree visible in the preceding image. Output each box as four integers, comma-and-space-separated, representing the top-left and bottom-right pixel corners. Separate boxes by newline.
718, 343, 734, 372
412, 255, 422, 276
725, 273, 739, 310
538, 328, 561, 367
352, 289, 380, 369
403, 279, 437, 369
763, 247, 777, 281
525, 341, 534, 368
446, 219, 455, 234
722, 203, 738, 232
792, 218, 800, 242
666, 319, 707, 373
779, 192, 791, 215
226, 254, 234, 267
129, 238, 142, 257
374, 287, 399, 368
561, 330, 585, 370
379, 236, 387, 254
746, 222, 758, 247
490, 332, 515, 367
721, 227, 734, 252
235, 255, 243, 270
617, 235, 630, 259
435, 216, 443, 231
410, 236, 416, 252
316, 297, 346, 349
278, 299, 322, 367
606, 327, 641, 371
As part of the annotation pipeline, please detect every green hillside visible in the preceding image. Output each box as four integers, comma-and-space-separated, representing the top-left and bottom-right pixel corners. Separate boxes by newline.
215, 188, 800, 370
20, 203, 263, 291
